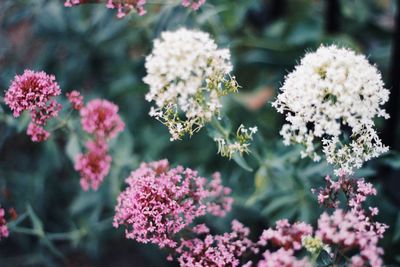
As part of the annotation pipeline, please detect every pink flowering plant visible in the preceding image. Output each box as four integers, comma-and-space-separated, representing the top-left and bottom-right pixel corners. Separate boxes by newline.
64, 0, 206, 18
1, 0, 400, 266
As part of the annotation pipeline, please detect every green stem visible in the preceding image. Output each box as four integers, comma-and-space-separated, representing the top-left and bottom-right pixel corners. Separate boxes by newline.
211, 117, 229, 139
12, 226, 40, 236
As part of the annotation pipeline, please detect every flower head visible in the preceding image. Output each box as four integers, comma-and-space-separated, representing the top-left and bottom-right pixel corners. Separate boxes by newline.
4, 70, 62, 124
4, 70, 62, 142
75, 140, 112, 191
272, 45, 389, 174
113, 159, 233, 248
80, 99, 125, 140
144, 28, 238, 141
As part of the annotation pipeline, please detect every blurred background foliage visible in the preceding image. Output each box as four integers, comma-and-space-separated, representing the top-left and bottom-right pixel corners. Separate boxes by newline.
0, 0, 400, 266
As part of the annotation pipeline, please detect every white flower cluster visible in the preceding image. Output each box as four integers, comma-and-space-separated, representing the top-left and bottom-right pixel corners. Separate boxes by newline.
214, 125, 258, 159
144, 28, 238, 141
272, 45, 390, 175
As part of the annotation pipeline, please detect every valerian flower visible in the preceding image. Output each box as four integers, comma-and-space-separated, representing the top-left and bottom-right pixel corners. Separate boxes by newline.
113, 159, 233, 248
144, 28, 239, 141
80, 99, 125, 141
64, 0, 205, 18
75, 140, 112, 191
272, 45, 389, 175
214, 125, 258, 158
4, 70, 62, 142
75, 98, 124, 191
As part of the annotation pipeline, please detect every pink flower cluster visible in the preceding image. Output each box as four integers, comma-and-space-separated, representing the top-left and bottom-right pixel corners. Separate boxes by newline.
257, 248, 311, 267
113, 160, 233, 248
314, 174, 377, 210
314, 174, 388, 267
64, 0, 205, 18
66, 90, 84, 110
114, 165, 388, 266
176, 220, 255, 267
0, 206, 9, 240
181, 0, 206, 10
75, 99, 124, 191
250, 220, 313, 267
257, 219, 313, 250
317, 209, 386, 267
80, 99, 125, 140
4, 70, 62, 142
75, 140, 112, 191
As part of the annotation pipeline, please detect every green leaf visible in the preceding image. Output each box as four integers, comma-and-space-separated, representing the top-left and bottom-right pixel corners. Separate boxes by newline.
262, 194, 297, 216
232, 153, 253, 172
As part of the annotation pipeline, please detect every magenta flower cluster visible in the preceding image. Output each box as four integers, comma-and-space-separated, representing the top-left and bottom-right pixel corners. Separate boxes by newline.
113, 159, 233, 248
64, 0, 206, 18
75, 98, 124, 191
4, 70, 62, 142
0, 206, 9, 240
